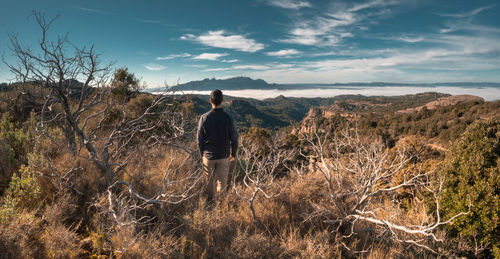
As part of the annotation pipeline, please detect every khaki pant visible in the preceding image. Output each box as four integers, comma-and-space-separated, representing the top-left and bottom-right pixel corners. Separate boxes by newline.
203, 157, 230, 201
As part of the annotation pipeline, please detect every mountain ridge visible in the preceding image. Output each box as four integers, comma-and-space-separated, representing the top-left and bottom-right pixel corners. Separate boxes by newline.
143, 77, 500, 92
167, 76, 280, 91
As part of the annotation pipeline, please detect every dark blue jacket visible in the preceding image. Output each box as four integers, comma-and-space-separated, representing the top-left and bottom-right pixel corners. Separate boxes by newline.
197, 108, 238, 160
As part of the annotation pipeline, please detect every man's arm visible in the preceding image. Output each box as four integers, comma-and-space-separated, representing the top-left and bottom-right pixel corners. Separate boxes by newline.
196, 115, 205, 157
229, 116, 238, 158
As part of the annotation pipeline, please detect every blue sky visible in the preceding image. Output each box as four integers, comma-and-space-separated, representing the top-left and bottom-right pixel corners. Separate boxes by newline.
1, 0, 499, 86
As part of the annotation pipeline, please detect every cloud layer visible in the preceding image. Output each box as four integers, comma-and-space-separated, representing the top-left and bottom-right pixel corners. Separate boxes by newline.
181, 30, 264, 52
265, 0, 311, 9
278, 0, 399, 46
143, 63, 167, 71
192, 53, 229, 61
156, 53, 191, 60
135, 1, 500, 85
266, 49, 300, 56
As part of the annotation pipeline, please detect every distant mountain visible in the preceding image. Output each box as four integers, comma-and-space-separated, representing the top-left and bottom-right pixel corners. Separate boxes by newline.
143, 77, 500, 92
168, 77, 280, 91
4, 78, 500, 93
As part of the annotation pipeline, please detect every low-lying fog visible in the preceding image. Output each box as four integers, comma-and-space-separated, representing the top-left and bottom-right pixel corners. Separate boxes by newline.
156, 86, 500, 101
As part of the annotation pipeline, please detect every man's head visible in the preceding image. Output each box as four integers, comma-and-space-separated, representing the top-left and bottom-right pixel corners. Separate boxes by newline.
210, 89, 223, 107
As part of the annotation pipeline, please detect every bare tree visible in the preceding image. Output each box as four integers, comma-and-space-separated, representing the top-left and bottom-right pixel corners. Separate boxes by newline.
233, 137, 293, 225
301, 124, 470, 254
4, 12, 199, 206
95, 149, 201, 226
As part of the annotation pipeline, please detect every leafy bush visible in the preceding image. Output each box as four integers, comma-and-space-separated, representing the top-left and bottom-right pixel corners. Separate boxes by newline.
0, 153, 43, 223
440, 119, 500, 257
0, 114, 32, 159
0, 113, 33, 194
111, 67, 141, 102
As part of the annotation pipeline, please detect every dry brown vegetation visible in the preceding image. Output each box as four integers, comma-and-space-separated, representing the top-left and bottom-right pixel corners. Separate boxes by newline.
1, 11, 498, 258
0, 118, 472, 258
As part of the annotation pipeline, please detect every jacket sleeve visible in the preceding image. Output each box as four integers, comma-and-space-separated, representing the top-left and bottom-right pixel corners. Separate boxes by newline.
229, 116, 239, 158
197, 116, 205, 157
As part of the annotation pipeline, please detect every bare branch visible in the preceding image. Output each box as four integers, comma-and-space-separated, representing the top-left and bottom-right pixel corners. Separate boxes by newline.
233, 136, 293, 225
300, 124, 470, 254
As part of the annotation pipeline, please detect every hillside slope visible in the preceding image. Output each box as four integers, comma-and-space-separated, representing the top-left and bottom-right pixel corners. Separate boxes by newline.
169, 77, 280, 91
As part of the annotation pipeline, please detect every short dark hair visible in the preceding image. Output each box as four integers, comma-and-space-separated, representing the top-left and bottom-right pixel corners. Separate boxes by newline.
210, 89, 223, 106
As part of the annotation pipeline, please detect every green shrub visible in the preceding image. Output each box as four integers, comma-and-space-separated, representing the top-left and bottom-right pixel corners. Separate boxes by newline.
0, 113, 33, 195
0, 153, 43, 223
0, 113, 32, 163
111, 67, 140, 102
440, 119, 500, 257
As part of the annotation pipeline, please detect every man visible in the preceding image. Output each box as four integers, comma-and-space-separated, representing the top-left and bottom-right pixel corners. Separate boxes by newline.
197, 89, 238, 203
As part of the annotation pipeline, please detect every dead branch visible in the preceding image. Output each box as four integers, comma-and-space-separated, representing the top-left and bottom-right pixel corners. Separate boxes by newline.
301, 124, 470, 254
5, 12, 201, 231
233, 136, 293, 225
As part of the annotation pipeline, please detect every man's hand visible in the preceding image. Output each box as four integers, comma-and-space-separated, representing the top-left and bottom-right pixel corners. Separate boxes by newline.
230, 155, 235, 162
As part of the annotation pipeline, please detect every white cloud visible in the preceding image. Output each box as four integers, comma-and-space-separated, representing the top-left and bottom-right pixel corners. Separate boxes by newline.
278, 16, 351, 46
180, 34, 194, 40
179, 3, 500, 84
196, 20, 500, 83
181, 30, 264, 52
184, 64, 207, 68
398, 36, 424, 43
278, 0, 402, 47
266, 49, 300, 56
339, 32, 354, 38
247, 30, 500, 83
233, 65, 270, 70
265, 0, 311, 9
201, 63, 295, 73
439, 27, 454, 34
300, 46, 500, 72
279, 32, 319, 45
270, 63, 295, 69
222, 59, 239, 63
193, 53, 228, 61
156, 53, 191, 60
348, 0, 400, 12
171, 87, 500, 101
143, 63, 166, 71
310, 51, 337, 57
437, 4, 495, 18
439, 18, 500, 35
74, 6, 108, 14
203, 68, 232, 72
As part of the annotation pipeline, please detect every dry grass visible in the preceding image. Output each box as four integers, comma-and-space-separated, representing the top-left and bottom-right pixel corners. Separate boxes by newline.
41, 223, 82, 258
0, 212, 44, 258
0, 133, 454, 258
279, 230, 341, 258
231, 231, 283, 258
